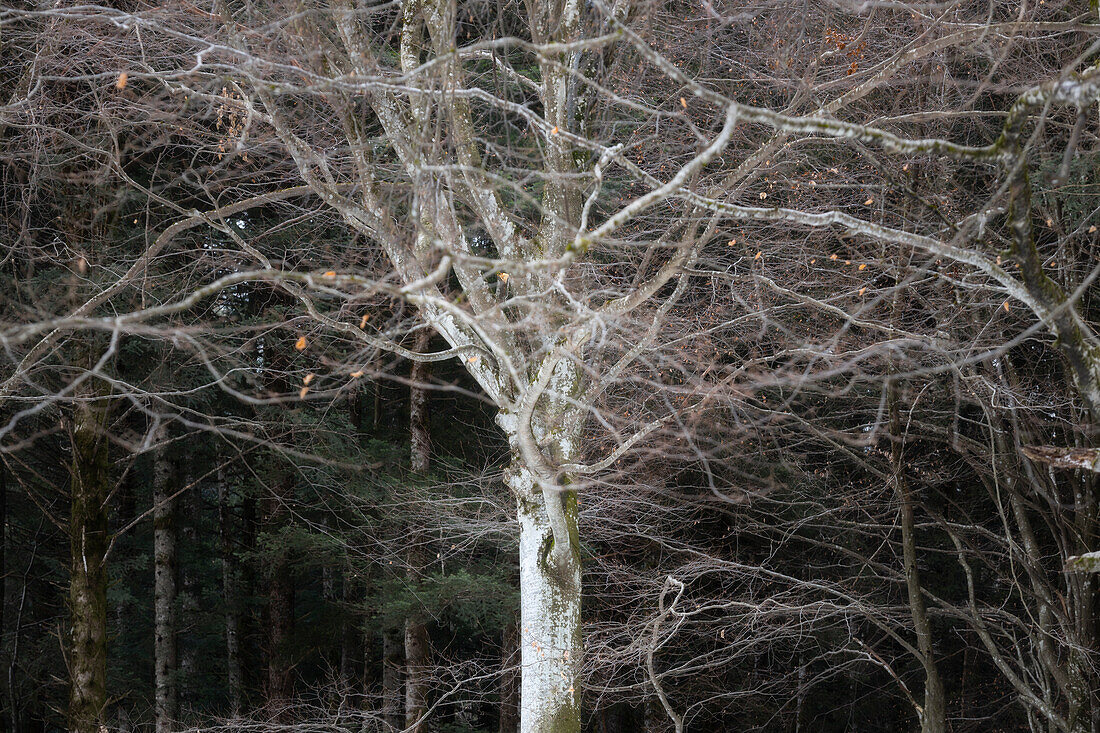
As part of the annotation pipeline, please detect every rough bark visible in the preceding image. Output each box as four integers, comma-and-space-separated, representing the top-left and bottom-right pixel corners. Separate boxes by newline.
409, 330, 432, 476
0, 462, 6, 732
404, 620, 430, 733
67, 398, 110, 733
152, 448, 178, 733
177, 474, 200, 705
217, 467, 243, 715
381, 627, 404, 731
339, 572, 358, 689
406, 329, 432, 732
265, 480, 295, 716
0, 461, 12, 733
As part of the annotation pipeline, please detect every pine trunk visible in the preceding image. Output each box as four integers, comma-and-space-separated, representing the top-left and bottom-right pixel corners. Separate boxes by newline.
404, 620, 430, 732
339, 572, 358, 689
177, 474, 200, 706
67, 399, 110, 733
406, 330, 432, 732
153, 449, 178, 733
382, 627, 404, 730
217, 468, 243, 716
266, 488, 295, 715
0, 463, 6, 733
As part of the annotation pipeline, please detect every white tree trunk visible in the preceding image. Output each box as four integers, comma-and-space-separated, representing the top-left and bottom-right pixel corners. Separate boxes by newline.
507, 464, 581, 733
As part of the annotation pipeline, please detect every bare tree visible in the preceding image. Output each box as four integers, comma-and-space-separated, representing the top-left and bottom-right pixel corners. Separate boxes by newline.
2, 1, 1100, 731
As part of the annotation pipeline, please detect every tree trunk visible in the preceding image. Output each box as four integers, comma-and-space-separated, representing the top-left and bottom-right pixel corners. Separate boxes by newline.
0, 462, 6, 733
409, 331, 432, 476
340, 571, 359, 689
507, 464, 582, 733
153, 449, 178, 733
382, 627, 404, 731
889, 392, 946, 733
217, 467, 243, 716
177, 470, 200, 708
67, 399, 110, 733
644, 696, 670, 733
404, 620, 430, 733
265, 480, 295, 716
406, 330, 431, 732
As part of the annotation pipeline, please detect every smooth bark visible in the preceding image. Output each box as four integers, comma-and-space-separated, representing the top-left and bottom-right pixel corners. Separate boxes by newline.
507, 464, 582, 733
890, 393, 946, 733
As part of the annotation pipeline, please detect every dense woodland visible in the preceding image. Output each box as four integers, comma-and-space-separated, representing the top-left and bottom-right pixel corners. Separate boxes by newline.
0, 0, 1099, 731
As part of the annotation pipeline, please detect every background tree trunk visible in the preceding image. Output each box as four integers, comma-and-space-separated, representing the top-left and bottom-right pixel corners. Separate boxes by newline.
339, 571, 358, 690
0, 462, 7, 733
406, 330, 431, 733
265, 478, 295, 717
177, 472, 200, 708
67, 397, 110, 733
890, 391, 946, 733
382, 627, 404, 731
499, 616, 520, 733
153, 449, 178, 733
217, 466, 243, 716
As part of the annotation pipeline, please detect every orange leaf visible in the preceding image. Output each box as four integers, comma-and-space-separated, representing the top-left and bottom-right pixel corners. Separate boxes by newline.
322, 270, 336, 278
299, 386, 310, 399
1003, 301, 1010, 312
294, 336, 307, 351
350, 370, 364, 378
680, 97, 688, 109
116, 72, 128, 90
360, 314, 370, 328
303, 373, 315, 386
858, 263, 867, 271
